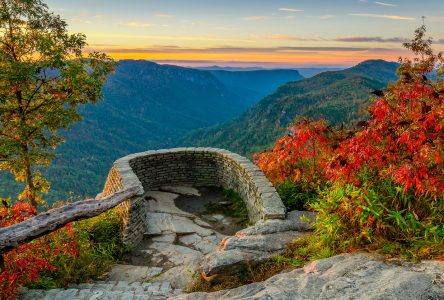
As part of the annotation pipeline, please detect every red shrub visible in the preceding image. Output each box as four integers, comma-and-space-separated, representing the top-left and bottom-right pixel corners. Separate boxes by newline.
254, 118, 344, 187
0, 203, 78, 299
328, 66, 444, 197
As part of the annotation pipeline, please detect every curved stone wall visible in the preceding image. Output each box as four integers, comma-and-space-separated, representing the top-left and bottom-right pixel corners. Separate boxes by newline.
100, 148, 286, 247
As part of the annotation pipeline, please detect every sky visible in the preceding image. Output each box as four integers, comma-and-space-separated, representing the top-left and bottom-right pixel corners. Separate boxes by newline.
45, 0, 444, 68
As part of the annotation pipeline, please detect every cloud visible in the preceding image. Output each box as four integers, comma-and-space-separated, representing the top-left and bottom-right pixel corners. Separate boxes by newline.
335, 36, 408, 43
268, 34, 320, 41
374, 1, 397, 7
279, 8, 304, 12
428, 16, 444, 22
243, 16, 270, 21
125, 22, 151, 28
155, 14, 175, 18
349, 13, 415, 20
269, 34, 305, 41
70, 18, 92, 24
61, 11, 104, 24
85, 33, 256, 43
98, 45, 397, 54
319, 15, 336, 19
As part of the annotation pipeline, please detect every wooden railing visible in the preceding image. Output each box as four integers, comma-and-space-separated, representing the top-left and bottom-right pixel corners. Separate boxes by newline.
0, 186, 139, 262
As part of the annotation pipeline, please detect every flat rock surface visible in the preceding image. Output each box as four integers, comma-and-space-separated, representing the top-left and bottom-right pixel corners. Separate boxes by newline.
115, 187, 235, 290
199, 211, 315, 281
107, 265, 163, 282
175, 252, 444, 300
143, 191, 194, 217
159, 186, 201, 197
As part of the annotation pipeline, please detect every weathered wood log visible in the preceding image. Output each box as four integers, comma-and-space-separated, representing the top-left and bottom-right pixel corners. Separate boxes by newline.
0, 186, 140, 253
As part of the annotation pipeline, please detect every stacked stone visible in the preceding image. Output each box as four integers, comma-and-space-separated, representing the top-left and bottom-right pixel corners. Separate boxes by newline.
98, 165, 145, 248
100, 148, 286, 247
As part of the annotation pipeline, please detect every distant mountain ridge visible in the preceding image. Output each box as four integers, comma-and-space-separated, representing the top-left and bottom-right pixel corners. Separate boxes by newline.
209, 69, 304, 104
180, 60, 399, 155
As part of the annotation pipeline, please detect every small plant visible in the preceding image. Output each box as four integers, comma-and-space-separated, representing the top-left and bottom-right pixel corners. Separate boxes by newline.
222, 189, 249, 224
276, 180, 319, 211
204, 188, 249, 226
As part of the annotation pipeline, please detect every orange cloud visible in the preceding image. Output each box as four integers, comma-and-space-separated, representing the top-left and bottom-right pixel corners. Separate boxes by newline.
125, 22, 151, 27
243, 16, 270, 21
87, 46, 408, 67
350, 13, 415, 20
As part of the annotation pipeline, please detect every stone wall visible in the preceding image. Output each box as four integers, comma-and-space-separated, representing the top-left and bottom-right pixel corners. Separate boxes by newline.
100, 148, 286, 247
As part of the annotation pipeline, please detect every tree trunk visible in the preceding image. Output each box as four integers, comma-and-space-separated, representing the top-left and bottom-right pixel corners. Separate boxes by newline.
22, 144, 37, 208
0, 186, 140, 254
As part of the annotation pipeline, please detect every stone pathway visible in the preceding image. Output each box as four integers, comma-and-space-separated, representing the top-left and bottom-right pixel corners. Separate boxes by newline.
21, 186, 246, 299
116, 186, 235, 289
22, 281, 179, 300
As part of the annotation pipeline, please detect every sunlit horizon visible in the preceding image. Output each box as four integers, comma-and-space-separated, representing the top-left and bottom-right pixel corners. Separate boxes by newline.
47, 0, 444, 68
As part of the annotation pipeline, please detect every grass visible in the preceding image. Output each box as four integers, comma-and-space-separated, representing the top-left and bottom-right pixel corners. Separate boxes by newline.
362, 238, 444, 262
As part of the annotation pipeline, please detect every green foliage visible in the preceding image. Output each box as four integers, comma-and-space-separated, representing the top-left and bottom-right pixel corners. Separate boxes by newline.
40, 208, 125, 287
276, 181, 319, 211
311, 180, 444, 260
204, 188, 249, 226
0, 0, 116, 206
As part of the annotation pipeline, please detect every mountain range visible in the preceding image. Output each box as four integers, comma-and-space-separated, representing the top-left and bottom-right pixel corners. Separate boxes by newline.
209, 69, 304, 104
180, 60, 399, 155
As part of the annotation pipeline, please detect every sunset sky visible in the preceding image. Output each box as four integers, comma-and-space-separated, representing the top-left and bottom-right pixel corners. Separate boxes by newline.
46, 0, 444, 68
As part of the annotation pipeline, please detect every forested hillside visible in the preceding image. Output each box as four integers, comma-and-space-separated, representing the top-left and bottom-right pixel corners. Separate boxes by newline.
0, 61, 269, 203
181, 60, 399, 155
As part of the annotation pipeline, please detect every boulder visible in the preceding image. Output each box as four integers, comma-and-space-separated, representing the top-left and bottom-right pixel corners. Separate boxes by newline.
198, 210, 315, 281
174, 253, 444, 300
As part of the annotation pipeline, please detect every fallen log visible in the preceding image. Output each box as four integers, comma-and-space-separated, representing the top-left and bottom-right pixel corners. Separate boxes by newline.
0, 186, 140, 253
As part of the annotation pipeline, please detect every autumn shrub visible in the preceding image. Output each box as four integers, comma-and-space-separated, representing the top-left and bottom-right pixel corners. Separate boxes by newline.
255, 26, 444, 258
0, 202, 125, 299
0, 202, 56, 300
255, 118, 347, 209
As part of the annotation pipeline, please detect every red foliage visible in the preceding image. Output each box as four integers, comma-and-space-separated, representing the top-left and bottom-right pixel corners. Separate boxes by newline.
254, 119, 341, 186
0, 203, 78, 299
328, 77, 444, 196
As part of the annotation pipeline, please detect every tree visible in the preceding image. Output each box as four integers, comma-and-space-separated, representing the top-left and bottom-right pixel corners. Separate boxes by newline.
0, 0, 116, 207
